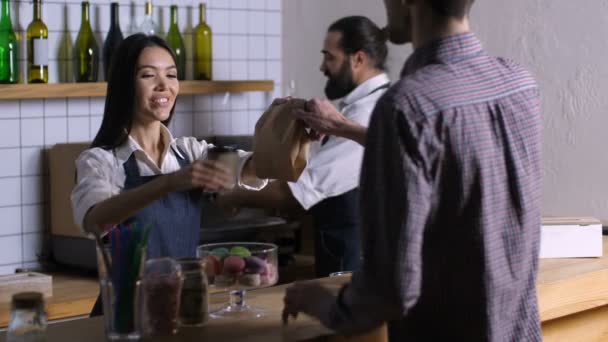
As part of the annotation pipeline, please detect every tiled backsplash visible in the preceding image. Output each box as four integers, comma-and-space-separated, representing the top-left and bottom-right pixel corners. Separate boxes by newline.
0, 0, 282, 275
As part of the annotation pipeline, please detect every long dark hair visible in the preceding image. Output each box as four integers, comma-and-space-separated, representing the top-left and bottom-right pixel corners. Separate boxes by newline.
91, 34, 178, 149
328, 16, 388, 71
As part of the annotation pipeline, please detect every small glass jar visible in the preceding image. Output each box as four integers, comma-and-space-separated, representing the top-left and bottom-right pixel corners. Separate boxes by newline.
141, 258, 184, 337
177, 258, 209, 326
7, 292, 47, 342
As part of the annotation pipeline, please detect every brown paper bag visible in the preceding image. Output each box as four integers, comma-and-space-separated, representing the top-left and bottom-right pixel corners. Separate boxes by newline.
253, 98, 311, 181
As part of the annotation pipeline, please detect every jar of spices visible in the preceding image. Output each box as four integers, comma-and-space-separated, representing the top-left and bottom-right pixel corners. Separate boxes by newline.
7, 292, 47, 342
177, 258, 209, 326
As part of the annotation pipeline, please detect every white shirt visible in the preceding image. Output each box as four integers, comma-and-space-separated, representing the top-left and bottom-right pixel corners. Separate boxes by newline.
287, 73, 390, 210
71, 124, 267, 229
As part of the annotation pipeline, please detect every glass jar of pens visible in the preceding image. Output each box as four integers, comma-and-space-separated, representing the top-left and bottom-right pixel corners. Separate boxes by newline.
95, 223, 152, 341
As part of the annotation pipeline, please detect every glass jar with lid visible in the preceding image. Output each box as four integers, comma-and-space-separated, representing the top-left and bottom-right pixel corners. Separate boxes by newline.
7, 292, 47, 342
177, 258, 209, 326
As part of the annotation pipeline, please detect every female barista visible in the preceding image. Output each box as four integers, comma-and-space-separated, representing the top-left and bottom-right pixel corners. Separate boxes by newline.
70, 34, 267, 315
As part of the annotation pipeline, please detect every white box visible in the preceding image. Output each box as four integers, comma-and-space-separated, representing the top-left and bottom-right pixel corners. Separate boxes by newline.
540, 217, 603, 258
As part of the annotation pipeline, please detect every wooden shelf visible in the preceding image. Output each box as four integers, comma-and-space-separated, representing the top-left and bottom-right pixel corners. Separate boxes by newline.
0, 80, 274, 100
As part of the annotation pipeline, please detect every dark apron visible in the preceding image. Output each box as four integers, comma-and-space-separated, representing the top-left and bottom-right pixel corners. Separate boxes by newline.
310, 82, 389, 277
90, 146, 201, 316
309, 188, 361, 277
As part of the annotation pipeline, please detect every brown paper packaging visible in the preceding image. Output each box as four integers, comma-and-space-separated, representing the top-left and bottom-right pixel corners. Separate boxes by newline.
253, 99, 311, 181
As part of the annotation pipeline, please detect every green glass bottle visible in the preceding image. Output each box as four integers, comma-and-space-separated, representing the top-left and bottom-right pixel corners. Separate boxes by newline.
193, 3, 212, 80
27, 0, 48, 83
167, 5, 185, 80
0, 0, 19, 84
73, 1, 99, 82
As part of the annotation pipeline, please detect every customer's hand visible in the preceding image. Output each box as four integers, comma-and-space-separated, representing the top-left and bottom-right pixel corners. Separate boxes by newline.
295, 98, 349, 138
167, 160, 235, 193
282, 280, 336, 325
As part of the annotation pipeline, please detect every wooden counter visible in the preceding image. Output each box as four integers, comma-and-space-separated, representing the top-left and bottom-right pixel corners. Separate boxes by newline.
1, 237, 608, 340
0, 272, 98, 327
538, 237, 608, 341
0, 276, 381, 342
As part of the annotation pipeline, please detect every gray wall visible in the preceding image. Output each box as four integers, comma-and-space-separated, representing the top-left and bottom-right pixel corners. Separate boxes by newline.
283, 0, 608, 222
282, 0, 410, 99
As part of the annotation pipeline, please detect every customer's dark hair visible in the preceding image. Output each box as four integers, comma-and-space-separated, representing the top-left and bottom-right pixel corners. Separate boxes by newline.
429, 0, 475, 18
328, 16, 388, 71
91, 34, 177, 149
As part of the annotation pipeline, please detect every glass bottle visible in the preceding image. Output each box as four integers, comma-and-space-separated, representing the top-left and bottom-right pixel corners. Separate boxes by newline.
0, 0, 19, 84
26, 0, 48, 83
138, 1, 157, 36
166, 5, 185, 80
193, 3, 212, 80
6, 292, 47, 342
73, 1, 99, 82
103, 2, 123, 81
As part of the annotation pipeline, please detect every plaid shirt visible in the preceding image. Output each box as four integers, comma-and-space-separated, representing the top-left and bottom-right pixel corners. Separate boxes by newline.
324, 32, 542, 341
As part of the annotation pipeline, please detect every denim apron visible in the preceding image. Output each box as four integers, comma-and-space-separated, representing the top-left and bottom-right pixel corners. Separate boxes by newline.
90, 146, 201, 316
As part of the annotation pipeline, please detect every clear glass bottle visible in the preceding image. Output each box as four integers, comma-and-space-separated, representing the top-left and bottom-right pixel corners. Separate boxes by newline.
138, 1, 157, 36
7, 292, 47, 342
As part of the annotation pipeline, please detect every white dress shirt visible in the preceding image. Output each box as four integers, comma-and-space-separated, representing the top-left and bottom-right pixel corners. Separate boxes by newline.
287, 73, 390, 210
71, 124, 266, 230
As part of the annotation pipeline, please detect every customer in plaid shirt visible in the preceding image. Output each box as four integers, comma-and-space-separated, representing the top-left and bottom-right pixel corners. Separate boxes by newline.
283, 0, 542, 340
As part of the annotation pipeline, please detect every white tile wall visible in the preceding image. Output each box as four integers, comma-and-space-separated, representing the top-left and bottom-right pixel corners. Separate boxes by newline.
0, 235, 22, 265
21, 147, 43, 176
0, 101, 20, 118
0, 178, 21, 207
0, 206, 22, 236
0, 0, 282, 274
22, 176, 42, 205
67, 98, 90, 117
21, 118, 44, 146
231, 111, 249, 135
0, 149, 21, 177
0, 120, 21, 148
44, 99, 67, 117
68, 117, 90, 142
22, 205, 43, 234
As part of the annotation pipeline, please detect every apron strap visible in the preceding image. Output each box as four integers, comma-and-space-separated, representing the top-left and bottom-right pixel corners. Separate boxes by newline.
122, 152, 140, 178
171, 145, 191, 168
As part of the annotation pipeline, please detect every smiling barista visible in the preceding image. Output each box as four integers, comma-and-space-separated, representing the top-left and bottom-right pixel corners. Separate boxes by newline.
70, 34, 267, 316
218, 16, 390, 277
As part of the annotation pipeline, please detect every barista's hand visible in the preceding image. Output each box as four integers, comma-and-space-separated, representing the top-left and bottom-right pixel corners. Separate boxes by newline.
167, 160, 235, 193
295, 98, 348, 138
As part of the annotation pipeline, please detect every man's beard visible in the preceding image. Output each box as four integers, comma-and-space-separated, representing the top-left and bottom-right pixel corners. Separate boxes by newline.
324, 59, 357, 100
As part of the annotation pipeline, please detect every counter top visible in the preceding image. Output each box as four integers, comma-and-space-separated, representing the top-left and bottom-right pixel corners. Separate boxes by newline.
0, 272, 99, 327
0, 276, 383, 342
537, 236, 608, 321
1, 237, 608, 340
